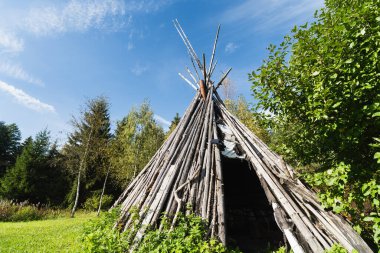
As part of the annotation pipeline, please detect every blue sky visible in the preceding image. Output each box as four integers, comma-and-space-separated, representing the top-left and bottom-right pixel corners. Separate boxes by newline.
0, 0, 323, 143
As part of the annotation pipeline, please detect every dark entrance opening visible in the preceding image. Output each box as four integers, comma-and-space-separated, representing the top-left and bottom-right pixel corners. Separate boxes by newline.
222, 156, 284, 252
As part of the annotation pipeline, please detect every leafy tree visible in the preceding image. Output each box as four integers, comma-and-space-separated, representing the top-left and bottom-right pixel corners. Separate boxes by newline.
62, 96, 112, 215
225, 96, 270, 143
0, 130, 69, 205
250, 0, 379, 246
0, 122, 21, 176
110, 101, 165, 188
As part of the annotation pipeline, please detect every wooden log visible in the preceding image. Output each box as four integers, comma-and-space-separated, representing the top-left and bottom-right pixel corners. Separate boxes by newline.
212, 119, 226, 245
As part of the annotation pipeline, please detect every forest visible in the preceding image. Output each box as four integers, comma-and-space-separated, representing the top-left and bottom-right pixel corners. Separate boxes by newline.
0, 0, 379, 252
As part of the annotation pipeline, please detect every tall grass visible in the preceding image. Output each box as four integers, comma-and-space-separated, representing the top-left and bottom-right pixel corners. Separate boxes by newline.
0, 199, 62, 222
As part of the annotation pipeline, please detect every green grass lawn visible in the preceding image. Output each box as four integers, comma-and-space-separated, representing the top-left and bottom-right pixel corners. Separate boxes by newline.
0, 212, 95, 253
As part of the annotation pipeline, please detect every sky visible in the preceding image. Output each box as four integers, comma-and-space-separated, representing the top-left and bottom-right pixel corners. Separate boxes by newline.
0, 0, 324, 144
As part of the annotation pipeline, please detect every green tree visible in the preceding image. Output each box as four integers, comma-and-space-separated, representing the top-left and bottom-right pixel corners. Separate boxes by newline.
0, 122, 21, 176
62, 96, 112, 215
0, 130, 69, 205
225, 96, 270, 144
110, 101, 165, 187
166, 113, 181, 138
250, 0, 379, 246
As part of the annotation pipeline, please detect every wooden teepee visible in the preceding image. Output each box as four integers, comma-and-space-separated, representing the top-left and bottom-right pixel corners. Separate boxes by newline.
113, 21, 373, 253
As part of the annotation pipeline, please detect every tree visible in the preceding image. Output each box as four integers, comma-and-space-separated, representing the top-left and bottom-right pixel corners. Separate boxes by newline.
110, 101, 165, 188
0, 122, 21, 176
250, 0, 379, 246
166, 113, 181, 138
0, 130, 69, 205
62, 96, 112, 216
221, 76, 236, 100
225, 96, 270, 144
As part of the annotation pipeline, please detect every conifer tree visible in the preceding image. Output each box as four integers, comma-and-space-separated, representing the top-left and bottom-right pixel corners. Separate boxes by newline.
63, 96, 111, 216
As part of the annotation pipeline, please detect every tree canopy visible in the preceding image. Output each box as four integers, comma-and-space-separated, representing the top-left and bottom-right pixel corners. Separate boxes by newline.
110, 101, 165, 187
250, 0, 379, 247
63, 96, 112, 208
0, 122, 21, 176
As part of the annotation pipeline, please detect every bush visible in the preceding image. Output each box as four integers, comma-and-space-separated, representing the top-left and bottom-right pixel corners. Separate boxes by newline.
82, 208, 241, 253
0, 199, 61, 222
82, 194, 113, 211
81, 207, 130, 253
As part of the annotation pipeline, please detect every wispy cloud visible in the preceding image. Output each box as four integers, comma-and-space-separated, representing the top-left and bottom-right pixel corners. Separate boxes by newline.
0, 61, 44, 86
154, 114, 171, 128
127, 41, 134, 50
23, 0, 130, 36
0, 80, 55, 113
131, 63, 148, 76
220, 0, 324, 31
0, 30, 24, 54
225, 42, 238, 54
21, 0, 174, 37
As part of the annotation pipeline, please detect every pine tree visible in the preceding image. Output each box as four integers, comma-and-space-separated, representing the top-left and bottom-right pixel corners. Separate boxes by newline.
0, 130, 69, 205
0, 122, 21, 176
62, 96, 111, 216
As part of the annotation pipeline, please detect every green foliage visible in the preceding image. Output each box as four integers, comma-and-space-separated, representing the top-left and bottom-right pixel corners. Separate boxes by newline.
250, 0, 379, 247
225, 96, 270, 143
0, 121, 21, 176
166, 112, 181, 138
137, 213, 240, 253
82, 194, 113, 211
0, 200, 62, 222
271, 246, 286, 253
82, 208, 241, 253
109, 101, 165, 187
82, 207, 130, 253
63, 96, 113, 206
323, 243, 359, 253
0, 130, 69, 205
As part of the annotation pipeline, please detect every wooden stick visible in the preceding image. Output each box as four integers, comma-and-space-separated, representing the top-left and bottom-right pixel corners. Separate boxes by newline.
215, 68, 232, 90
186, 67, 198, 86
208, 25, 220, 78
179, 72, 197, 90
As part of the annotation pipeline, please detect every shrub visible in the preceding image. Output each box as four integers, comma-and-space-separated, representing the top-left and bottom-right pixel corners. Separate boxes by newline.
0, 199, 61, 222
82, 194, 113, 211
82, 208, 241, 253
81, 207, 130, 253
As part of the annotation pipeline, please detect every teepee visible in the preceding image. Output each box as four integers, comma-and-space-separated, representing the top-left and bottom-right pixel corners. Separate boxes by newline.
113, 21, 373, 253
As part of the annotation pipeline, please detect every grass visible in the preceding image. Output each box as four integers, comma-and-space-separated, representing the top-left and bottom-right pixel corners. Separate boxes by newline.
0, 211, 95, 253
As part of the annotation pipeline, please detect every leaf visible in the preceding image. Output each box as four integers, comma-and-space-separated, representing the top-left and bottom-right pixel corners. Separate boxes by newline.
363, 216, 374, 222
312, 71, 320, 76
372, 112, 380, 117
332, 102, 342, 108
345, 59, 353, 64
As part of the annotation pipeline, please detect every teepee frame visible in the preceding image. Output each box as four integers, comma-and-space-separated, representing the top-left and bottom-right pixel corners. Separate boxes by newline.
113, 21, 373, 253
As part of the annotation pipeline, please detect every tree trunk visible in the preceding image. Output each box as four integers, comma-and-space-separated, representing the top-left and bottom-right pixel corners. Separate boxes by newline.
97, 167, 110, 216
71, 130, 92, 218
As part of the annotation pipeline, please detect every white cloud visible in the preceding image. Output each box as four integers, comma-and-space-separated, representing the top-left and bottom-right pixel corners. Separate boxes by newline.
131, 63, 148, 76
21, 0, 174, 36
225, 42, 238, 54
23, 0, 129, 36
0, 30, 24, 54
220, 0, 324, 31
0, 61, 44, 86
154, 114, 171, 127
0, 80, 55, 113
